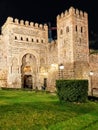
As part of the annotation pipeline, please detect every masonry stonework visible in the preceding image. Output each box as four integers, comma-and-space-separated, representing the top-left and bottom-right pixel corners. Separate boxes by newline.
0, 7, 97, 94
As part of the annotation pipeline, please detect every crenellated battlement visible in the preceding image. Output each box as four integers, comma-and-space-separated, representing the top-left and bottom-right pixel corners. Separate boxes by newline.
3, 17, 48, 31
57, 6, 88, 21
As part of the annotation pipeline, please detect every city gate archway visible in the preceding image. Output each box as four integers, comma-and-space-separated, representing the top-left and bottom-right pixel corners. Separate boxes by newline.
21, 53, 37, 89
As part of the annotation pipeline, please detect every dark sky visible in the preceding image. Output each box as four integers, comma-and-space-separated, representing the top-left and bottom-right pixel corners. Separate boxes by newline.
0, 0, 97, 34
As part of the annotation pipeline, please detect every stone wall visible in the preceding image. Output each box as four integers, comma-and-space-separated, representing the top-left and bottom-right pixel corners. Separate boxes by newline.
90, 54, 98, 89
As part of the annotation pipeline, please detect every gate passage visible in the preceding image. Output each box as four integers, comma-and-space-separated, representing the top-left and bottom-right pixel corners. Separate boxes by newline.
24, 75, 32, 89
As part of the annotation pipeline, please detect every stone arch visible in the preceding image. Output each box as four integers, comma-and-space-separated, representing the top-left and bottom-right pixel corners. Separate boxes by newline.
19, 50, 39, 66
21, 53, 37, 89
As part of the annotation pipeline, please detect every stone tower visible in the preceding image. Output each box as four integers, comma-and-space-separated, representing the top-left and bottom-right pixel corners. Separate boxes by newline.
57, 7, 89, 79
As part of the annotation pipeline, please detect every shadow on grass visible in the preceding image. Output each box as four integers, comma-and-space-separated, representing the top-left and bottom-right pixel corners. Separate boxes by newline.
88, 96, 98, 102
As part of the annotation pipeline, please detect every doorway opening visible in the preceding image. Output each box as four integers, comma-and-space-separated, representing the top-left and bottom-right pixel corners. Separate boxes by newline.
24, 75, 32, 89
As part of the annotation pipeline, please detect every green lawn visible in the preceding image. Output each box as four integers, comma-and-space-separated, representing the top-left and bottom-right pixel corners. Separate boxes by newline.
0, 90, 98, 130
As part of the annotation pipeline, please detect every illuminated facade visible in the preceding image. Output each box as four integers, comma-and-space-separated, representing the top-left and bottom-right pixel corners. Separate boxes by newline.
0, 7, 98, 93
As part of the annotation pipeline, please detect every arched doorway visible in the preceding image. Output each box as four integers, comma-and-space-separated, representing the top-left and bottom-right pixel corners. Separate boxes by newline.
21, 53, 37, 89
24, 75, 32, 89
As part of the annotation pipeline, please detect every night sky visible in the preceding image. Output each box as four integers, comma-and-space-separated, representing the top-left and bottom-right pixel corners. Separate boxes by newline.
0, 0, 97, 34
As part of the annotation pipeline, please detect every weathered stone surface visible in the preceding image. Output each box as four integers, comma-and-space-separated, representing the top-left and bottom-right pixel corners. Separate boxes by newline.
0, 7, 97, 93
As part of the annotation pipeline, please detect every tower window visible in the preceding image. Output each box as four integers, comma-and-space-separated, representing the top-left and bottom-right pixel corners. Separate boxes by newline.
76, 25, 77, 32
41, 39, 43, 43
36, 39, 39, 43
66, 26, 69, 33
15, 36, 17, 40
21, 37, 23, 40
32, 38, 34, 42
81, 27, 83, 33
26, 38, 29, 41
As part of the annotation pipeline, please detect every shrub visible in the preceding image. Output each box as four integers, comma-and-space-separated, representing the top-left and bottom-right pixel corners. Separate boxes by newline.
56, 80, 88, 103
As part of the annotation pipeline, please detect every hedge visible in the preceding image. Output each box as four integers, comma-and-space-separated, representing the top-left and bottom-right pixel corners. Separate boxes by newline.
56, 80, 88, 103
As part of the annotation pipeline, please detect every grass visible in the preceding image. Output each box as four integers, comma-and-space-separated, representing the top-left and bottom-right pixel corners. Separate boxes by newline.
0, 90, 98, 130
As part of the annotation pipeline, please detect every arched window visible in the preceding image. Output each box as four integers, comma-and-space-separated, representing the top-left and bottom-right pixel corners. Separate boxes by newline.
32, 38, 34, 42
41, 39, 43, 43
15, 36, 17, 40
26, 38, 28, 41
21, 37, 23, 40
81, 27, 83, 33
36, 39, 39, 43
76, 25, 77, 32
